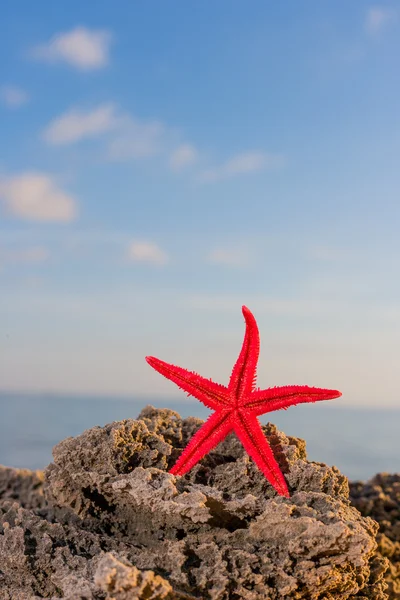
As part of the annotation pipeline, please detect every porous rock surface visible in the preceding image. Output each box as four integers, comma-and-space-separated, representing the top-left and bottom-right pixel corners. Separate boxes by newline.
0, 406, 390, 599
350, 474, 400, 599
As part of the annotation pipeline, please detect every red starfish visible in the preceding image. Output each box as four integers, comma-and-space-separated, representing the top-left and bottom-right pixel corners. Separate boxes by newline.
146, 306, 341, 497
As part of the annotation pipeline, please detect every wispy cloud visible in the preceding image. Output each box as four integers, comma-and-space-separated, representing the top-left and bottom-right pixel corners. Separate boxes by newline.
108, 118, 165, 160
127, 241, 168, 265
31, 26, 112, 70
169, 144, 198, 171
43, 104, 117, 145
365, 7, 397, 35
207, 248, 249, 267
186, 292, 378, 323
306, 244, 350, 263
42, 105, 282, 181
0, 85, 29, 108
0, 245, 49, 266
43, 103, 167, 159
0, 172, 77, 222
200, 151, 284, 182
188, 294, 308, 316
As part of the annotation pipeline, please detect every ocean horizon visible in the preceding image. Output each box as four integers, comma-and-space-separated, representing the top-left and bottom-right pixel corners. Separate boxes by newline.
1, 391, 399, 482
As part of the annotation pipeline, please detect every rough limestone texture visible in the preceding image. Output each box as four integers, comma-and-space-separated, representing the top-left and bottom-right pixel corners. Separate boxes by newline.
0, 467, 45, 511
350, 475, 400, 599
0, 406, 390, 599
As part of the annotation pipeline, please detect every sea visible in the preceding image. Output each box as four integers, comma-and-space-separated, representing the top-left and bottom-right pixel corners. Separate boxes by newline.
0, 392, 399, 482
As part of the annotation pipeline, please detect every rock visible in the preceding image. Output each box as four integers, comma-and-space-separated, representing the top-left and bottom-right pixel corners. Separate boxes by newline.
0, 406, 389, 599
93, 553, 173, 600
350, 474, 400, 599
0, 466, 45, 510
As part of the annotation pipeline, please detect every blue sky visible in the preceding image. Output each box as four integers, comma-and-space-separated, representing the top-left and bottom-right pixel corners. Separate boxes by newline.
0, 2, 399, 407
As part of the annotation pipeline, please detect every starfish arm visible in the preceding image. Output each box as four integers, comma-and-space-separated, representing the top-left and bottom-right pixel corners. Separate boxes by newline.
170, 409, 233, 476
228, 306, 260, 402
146, 356, 230, 411
234, 411, 289, 497
243, 386, 342, 416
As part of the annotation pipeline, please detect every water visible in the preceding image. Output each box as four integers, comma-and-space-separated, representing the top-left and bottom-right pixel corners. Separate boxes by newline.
1, 392, 399, 481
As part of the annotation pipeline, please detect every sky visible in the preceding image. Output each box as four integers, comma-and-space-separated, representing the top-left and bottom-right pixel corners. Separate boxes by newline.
0, 1, 399, 407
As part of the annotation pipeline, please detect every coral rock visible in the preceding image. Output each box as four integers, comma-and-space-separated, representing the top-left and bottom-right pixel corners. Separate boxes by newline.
351, 474, 400, 598
0, 466, 45, 510
0, 407, 390, 599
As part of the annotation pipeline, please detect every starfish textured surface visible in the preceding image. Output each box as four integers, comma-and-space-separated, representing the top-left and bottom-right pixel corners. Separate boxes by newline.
146, 306, 341, 497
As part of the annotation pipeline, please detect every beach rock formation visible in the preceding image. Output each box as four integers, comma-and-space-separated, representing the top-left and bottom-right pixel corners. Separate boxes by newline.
0, 466, 45, 510
0, 406, 390, 599
350, 474, 400, 599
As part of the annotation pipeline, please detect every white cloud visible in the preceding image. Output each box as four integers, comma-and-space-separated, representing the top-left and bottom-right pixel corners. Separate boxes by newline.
42, 105, 282, 183
108, 118, 165, 160
0, 85, 29, 108
0, 245, 49, 266
365, 7, 397, 35
200, 151, 284, 182
42, 103, 166, 158
128, 241, 168, 265
169, 144, 198, 171
43, 104, 117, 145
0, 172, 77, 222
31, 26, 112, 70
306, 244, 350, 262
188, 294, 306, 316
207, 248, 249, 267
